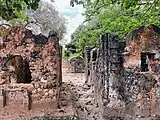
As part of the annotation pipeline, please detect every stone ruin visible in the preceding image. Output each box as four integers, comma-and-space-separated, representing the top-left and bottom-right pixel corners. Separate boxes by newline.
84, 46, 95, 84
85, 24, 160, 119
0, 25, 62, 118
68, 56, 85, 73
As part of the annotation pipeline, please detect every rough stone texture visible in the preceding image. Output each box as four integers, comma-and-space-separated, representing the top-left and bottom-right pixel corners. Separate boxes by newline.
0, 25, 62, 117
10, 115, 80, 120
0, 89, 5, 108
86, 25, 160, 119
1, 88, 30, 110
29, 116, 80, 120
0, 83, 76, 120
68, 56, 85, 73
123, 24, 160, 73
0, 26, 61, 85
84, 46, 95, 84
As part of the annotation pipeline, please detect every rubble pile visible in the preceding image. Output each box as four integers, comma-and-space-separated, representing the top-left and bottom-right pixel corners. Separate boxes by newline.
68, 56, 85, 73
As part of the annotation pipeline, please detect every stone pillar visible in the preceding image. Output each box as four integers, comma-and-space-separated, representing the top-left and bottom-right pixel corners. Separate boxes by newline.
95, 33, 123, 118
90, 48, 99, 87
23, 89, 30, 110
0, 89, 5, 108
48, 31, 62, 108
48, 33, 62, 87
84, 46, 94, 84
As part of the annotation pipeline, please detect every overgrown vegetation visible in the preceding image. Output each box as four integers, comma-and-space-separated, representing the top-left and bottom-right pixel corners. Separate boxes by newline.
0, 0, 40, 21
27, 1, 67, 39
66, 0, 160, 56
0, 0, 66, 40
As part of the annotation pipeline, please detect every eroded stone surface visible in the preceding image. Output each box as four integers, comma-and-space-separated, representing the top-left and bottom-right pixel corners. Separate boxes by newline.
85, 25, 160, 119
68, 56, 85, 73
0, 25, 62, 118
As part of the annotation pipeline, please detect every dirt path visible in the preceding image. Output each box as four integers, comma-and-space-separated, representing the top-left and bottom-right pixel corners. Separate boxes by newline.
62, 60, 103, 120
1, 60, 101, 120
62, 60, 85, 85
62, 60, 160, 120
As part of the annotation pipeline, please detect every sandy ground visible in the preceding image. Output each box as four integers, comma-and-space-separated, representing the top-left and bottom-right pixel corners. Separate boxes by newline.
62, 60, 85, 85
62, 60, 160, 120
1, 60, 159, 120
62, 60, 103, 120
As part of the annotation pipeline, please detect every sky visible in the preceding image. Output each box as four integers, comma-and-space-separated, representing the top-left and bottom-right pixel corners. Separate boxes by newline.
45, 0, 84, 44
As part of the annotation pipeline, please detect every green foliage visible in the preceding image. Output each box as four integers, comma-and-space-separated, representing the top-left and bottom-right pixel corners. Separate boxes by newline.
62, 47, 80, 60
70, 20, 101, 55
71, 0, 160, 20
0, 0, 40, 21
99, 5, 160, 39
71, 0, 160, 9
70, 4, 160, 54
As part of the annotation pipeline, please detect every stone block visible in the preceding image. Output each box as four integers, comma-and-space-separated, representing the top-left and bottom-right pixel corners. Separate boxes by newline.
0, 89, 5, 108
68, 56, 85, 73
156, 86, 160, 105
23, 89, 30, 110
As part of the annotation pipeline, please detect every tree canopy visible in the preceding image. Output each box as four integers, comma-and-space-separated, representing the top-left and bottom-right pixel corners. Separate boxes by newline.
0, 0, 40, 21
0, 0, 66, 41
27, 1, 67, 40
70, 0, 160, 20
69, 1, 160, 56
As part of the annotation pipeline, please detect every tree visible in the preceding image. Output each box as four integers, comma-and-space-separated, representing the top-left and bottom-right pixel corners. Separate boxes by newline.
70, 4, 160, 55
70, 18, 100, 55
27, 1, 67, 40
70, 0, 160, 20
98, 5, 160, 39
0, 0, 40, 21
70, 0, 160, 8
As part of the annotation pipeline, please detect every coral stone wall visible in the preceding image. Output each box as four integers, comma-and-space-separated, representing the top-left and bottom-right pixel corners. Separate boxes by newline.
124, 24, 160, 72
68, 56, 85, 73
0, 25, 61, 114
86, 28, 160, 119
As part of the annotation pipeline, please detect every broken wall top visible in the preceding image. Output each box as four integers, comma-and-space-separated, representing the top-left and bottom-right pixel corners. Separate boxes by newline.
0, 25, 60, 84
124, 24, 160, 55
123, 24, 160, 72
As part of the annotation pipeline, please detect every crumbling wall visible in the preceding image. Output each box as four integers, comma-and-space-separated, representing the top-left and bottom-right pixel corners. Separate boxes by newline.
86, 28, 160, 119
124, 24, 160, 73
0, 88, 30, 112
0, 25, 62, 116
68, 56, 85, 73
84, 46, 96, 85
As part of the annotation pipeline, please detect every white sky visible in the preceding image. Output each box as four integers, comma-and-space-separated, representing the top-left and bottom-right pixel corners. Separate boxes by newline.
45, 0, 84, 44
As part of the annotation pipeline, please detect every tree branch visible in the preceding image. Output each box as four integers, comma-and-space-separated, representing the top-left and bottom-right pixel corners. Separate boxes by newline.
0, 23, 12, 27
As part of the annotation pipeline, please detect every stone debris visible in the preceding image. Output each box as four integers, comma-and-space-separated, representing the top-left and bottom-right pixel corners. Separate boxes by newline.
68, 56, 85, 73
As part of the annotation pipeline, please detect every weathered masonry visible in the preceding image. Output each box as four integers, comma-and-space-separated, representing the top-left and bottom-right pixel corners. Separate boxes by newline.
68, 56, 85, 73
84, 46, 95, 84
0, 25, 62, 117
85, 24, 160, 119
123, 24, 160, 73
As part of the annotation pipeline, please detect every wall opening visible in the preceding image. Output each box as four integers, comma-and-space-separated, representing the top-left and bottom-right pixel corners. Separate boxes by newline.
91, 49, 98, 62
2, 54, 32, 83
141, 52, 155, 72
